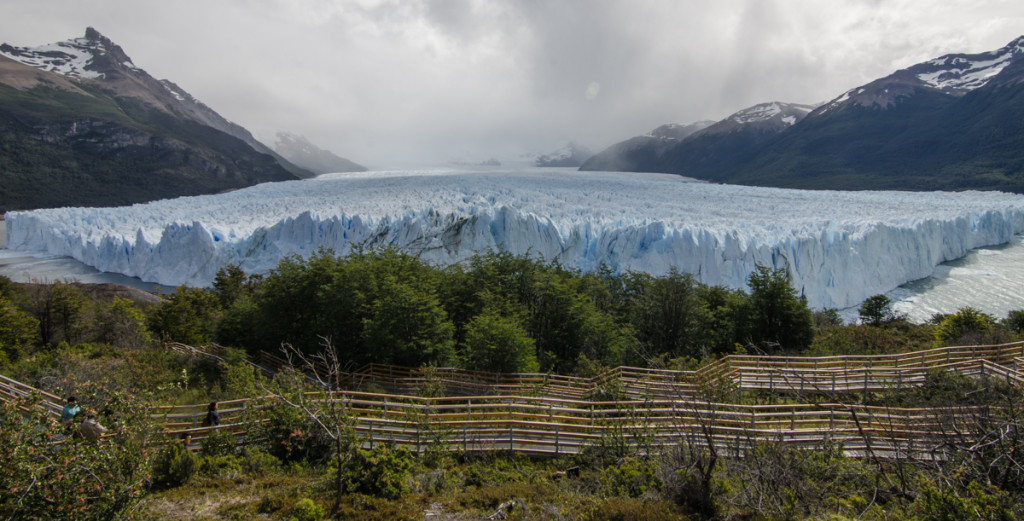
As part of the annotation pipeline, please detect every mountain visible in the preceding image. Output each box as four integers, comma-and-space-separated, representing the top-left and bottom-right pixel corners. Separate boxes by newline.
580, 103, 816, 173
581, 120, 713, 172
272, 132, 366, 175
534, 142, 594, 167
582, 36, 1024, 193
0, 28, 313, 212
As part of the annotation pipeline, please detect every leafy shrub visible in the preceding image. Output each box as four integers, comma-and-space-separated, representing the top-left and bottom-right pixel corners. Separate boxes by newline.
289, 498, 325, 521
916, 483, 1015, 521
151, 442, 197, 489
0, 392, 153, 520
344, 443, 414, 499
600, 459, 661, 498
460, 454, 533, 488
197, 454, 244, 478
199, 426, 238, 458
253, 395, 334, 463
240, 447, 281, 474
586, 497, 688, 521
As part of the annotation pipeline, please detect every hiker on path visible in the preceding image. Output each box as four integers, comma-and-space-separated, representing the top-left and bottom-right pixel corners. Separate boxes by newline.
61, 396, 80, 424
203, 401, 220, 427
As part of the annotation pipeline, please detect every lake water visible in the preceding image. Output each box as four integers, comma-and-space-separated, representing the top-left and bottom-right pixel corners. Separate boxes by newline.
2, 218, 1022, 321
861, 235, 1024, 323
0, 222, 167, 293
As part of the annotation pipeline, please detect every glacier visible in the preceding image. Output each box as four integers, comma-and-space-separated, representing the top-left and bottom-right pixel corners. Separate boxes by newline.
6, 168, 1024, 310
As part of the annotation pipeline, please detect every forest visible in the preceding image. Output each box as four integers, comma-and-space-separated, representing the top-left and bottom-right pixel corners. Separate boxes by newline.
1, 248, 1023, 520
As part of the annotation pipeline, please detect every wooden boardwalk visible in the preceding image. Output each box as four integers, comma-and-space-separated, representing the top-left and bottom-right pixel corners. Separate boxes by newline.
5, 341, 1023, 459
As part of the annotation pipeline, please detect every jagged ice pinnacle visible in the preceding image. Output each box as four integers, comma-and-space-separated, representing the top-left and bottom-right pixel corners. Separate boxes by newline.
6, 169, 1024, 310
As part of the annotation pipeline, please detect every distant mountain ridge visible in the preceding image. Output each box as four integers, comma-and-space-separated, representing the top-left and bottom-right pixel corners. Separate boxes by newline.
535, 142, 594, 167
0, 28, 313, 212
273, 131, 366, 175
582, 36, 1024, 193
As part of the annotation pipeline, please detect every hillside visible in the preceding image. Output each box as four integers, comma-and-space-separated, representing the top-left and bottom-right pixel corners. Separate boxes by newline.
0, 29, 312, 212
582, 36, 1024, 193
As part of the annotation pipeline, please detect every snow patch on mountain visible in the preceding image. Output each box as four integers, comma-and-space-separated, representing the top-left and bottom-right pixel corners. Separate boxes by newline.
917, 52, 1014, 92
0, 37, 109, 79
6, 169, 1024, 310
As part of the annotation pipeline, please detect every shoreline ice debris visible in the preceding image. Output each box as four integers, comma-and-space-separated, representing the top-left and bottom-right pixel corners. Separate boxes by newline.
6, 169, 1024, 310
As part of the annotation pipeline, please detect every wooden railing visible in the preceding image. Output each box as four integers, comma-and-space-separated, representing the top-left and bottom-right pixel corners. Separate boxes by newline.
3, 340, 1023, 459
146, 390, 976, 459
267, 341, 1024, 399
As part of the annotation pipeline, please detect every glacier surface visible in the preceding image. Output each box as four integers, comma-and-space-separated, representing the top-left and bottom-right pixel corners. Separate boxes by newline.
6, 168, 1024, 310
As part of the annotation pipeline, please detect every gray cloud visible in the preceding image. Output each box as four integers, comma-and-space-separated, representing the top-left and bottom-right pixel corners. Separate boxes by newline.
3, 0, 1024, 167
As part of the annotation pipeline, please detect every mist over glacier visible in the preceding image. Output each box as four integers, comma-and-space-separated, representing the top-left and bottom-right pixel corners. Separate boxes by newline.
6, 169, 1024, 310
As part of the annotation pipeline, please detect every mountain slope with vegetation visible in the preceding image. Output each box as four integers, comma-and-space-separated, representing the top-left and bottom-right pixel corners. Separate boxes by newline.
583, 36, 1024, 193
0, 29, 311, 212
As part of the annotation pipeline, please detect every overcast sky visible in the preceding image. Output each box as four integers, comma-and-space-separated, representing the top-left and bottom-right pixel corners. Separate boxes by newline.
4, 0, 1024, 167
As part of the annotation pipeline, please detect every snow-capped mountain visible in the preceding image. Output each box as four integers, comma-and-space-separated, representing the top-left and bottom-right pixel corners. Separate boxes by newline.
583, 36, 1024, 193
7, 169, 1024, 310
273, 132, 366, 175
0, 28, 312, 212
0, 28, 133, 79
700, 102, 818, 134
581, 102, 816, 173
819, 35, 1024, 114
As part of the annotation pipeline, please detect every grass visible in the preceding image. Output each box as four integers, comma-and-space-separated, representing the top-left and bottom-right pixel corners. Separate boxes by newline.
136, 453, 692, 521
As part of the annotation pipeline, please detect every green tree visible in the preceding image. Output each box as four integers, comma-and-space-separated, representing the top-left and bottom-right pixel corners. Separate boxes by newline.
1002, 309, 1024, 334
360, 281, 456, 366
98, 296, 151, 348
627, 269, 712, 359
28, 281, 89, 346
698, 284, 751, 355
148, 286, 221, 345
746, 265, 814, 352
212, 264, 260, 308
858, 294, 901, 326
934, 307, 994, 345
462, 305, 538, 373
528, 269, 628, 372
0, 290, 39, 364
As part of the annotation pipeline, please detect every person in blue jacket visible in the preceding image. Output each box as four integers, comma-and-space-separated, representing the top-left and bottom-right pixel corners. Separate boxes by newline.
61, 396, 81, 424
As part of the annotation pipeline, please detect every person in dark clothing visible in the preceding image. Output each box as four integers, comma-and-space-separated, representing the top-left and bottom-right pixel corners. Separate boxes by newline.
203, 401, 220, 427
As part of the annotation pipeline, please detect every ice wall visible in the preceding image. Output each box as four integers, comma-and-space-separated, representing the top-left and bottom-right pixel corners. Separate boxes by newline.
6, 169, 1024, 309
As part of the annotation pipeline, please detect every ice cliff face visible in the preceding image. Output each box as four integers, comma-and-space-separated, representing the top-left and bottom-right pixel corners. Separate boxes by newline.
6, 169, 1024, 310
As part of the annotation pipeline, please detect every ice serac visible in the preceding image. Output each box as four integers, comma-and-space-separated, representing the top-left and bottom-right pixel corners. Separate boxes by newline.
6, 169, 1024, 310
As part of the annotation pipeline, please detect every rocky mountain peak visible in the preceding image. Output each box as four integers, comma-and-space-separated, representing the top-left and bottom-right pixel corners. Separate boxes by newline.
0, 27, 139, 80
